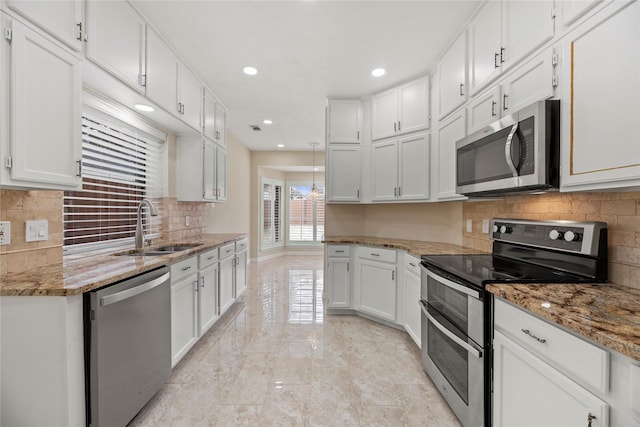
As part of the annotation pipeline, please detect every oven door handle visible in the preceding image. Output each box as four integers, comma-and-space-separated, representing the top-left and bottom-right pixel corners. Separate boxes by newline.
424, 269, 482, 300
420, 300, 483, 359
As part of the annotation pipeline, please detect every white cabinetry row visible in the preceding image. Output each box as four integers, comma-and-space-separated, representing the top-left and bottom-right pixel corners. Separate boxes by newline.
171, 238, 247, 367
0, 0, 227, 193
325, 244, 421, 348
493, 297, 640, 427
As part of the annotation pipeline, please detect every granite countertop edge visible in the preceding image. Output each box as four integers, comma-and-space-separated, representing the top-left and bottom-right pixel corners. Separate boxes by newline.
1, 233, 247, 297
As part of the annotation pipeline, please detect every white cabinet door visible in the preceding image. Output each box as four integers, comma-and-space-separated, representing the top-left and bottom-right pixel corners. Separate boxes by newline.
327, 257, 350, 309
198, 263, 218, 336
435, 110, 466, 200
403, 266, 421, 348
234, 250, 247, 297
327, 99, 361, 143
502, 1, 555, 72
326, 145, 361, 202
560, 0, 640, 191
176, 136, 215, 202
467, 86, 501, 133
493, 330, 609, 427
398, 133, 430, 201
171, 273, 198, 367
85, 0, 146, 93
203, 88, 216, 140
438, 31, 467, 119
501, 47, 555, 115
371, 140, 398, 201
214, 102, 226, 146
6, 17, 81, 189
179, 64, 202, 131
371, 88, 398, 140
398, 77, 430, 134
219, 256, 235, 315
215, 144, 227, 202
146, 27, 179, 116
7, 0, 82, 51
469, 1, 502, 95
357, 260, 396, 322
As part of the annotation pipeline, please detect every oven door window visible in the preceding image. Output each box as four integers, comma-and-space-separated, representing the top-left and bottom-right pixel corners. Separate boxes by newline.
457, 125, 515, 186
427, 307, 469, 404
427, 273, 470, 335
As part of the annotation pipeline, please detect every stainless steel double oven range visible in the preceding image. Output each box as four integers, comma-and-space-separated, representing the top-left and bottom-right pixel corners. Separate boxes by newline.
419, 218, 608, 427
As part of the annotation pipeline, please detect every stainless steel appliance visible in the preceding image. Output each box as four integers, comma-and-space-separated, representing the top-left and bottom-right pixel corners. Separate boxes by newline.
84, 267, 171, 427
456, 99, 560, 197
420, 218, 608, 427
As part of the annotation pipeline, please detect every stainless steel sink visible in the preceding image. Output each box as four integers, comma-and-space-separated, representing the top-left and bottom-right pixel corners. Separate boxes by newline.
114, 243, 203, 257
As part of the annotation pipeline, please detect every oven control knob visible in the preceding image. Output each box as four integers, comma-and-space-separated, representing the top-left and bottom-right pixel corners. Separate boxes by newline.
549, 229, 563, 240
564, 231, 581, 242
499, 225, 512, 234
493, 224, 499, 233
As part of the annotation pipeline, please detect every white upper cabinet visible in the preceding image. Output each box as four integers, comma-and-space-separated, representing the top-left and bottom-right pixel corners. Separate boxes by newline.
469, 1, 502, 95
437, 31, 467, 120
326, 145, 361, 202
0, 13, 82, 190
204, 89, 226, 146
6, 0, 82, 51
560, 0, 640, 191
372, 76, 429, 140
145, 27, 179, 116
85, 0, 146, 93
178, 64, 202, 131
327, 99, 361, 144
467, 86, 501, 134
435, 109, 466, 200
470, 1, 555, 95
213, 101, 226, 146
371, 140, 398, 201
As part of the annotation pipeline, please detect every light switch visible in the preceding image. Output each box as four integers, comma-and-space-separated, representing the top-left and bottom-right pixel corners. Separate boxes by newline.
25, 220, 48, 242
0, 221, 11, 245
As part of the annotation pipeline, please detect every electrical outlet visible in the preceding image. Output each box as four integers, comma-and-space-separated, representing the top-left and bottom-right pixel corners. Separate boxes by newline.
25, 220, 48, 242
0, 221, 11, 245
482, 219, 490, 234
185, 215, 190, 226
466, 219, 473, 233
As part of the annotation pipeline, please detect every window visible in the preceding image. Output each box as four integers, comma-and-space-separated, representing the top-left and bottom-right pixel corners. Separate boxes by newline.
261, 178, 283, 250
63, 107, 166, 251
286, 183, 325, 245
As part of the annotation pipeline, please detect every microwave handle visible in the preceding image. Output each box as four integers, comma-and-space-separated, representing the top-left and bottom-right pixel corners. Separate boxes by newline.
505, 123, 520, 177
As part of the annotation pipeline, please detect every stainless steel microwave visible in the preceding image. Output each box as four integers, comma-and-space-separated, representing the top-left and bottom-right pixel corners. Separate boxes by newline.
456, 99, 560, 197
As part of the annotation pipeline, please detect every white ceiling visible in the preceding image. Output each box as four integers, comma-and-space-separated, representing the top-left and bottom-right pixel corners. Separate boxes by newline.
131, 1, 481, 152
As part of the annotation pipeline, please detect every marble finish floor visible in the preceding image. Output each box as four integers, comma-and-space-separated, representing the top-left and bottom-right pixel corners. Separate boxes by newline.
130, 255, 461, 426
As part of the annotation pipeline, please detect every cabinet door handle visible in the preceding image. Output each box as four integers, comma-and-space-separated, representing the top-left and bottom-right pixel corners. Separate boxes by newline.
503, 94, 509, 111
357, 131, 360, 140
201, 277, 205, 288
76, 160, 82, 177
394, 122, 397, 132
398, 187, 401, 197
397, 121, 401, 131
521, 329, 546, 344
494, 52, 500, 68
356, 189, 360, 198
500, 47, 505, 64
347, 262, 350, 272
391, 270, 395, 280
459, 83, 464, 96
587, 413, 596, 427
394, 187, 397, 197
193, 280, 199, 292
491, 101, 497, 117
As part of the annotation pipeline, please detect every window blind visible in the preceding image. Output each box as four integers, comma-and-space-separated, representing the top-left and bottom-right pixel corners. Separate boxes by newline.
261, 178, 283, 250
287, 184, 325, 244
63, 111, 165, 250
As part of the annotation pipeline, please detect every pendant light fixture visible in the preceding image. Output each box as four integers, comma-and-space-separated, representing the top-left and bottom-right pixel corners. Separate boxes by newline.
310, 142, 319, 200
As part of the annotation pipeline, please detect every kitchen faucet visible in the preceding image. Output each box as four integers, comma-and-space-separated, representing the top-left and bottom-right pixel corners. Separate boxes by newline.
135, 199, 159, 249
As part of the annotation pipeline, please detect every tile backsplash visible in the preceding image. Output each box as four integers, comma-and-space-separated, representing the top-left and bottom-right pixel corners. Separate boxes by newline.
0, 189, 210, 274
463, 191, 640, 290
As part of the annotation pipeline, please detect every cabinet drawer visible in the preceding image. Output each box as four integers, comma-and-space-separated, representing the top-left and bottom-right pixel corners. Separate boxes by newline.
198, 249, 218, 269
219, 242, 235, 260
494, 298, 609, 393
235, 238, 248, 252
358, 246, 396, 263
171, 256, 198, 282
327, 245, 350, 257
404, 254, 420, 276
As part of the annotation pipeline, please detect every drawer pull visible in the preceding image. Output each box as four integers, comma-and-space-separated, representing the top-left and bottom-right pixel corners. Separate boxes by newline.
335, 250, 344, 253
207, 256, 215, 260
182, 266, 192, 271
409, 262, 416, 267
370, 253, 380, 257
521, 329, 546, 344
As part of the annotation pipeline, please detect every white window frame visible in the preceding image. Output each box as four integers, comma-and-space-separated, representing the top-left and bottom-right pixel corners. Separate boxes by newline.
260, 177, 284, 251
285, 181, 325, 246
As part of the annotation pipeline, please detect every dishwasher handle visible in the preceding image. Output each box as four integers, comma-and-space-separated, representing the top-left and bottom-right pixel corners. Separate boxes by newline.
100, 272, 170, 307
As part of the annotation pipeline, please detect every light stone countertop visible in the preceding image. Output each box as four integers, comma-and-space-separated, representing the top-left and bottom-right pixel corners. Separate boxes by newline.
325, 235, 640, 363
0, 233, 246, 296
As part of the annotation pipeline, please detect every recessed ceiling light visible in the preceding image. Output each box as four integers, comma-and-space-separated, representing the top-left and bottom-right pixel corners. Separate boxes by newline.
277, 144, 285, 148
371, 68, 386, 77
134, 104, 154, 112
263, 119, 273, 125
243, 66, 258, 75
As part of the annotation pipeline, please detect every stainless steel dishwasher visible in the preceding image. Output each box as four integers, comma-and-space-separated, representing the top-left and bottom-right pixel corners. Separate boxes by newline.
84, 266, 171, 427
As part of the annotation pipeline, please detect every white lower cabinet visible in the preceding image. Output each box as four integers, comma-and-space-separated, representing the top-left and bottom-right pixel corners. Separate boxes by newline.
403, 253, 421, 348
326, 245, 352, 309
354, 247, 397, 322
170, 256, 199, 368
234, 238, 248, 297
219, 243, 235, 315
198, 250, 219, 336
